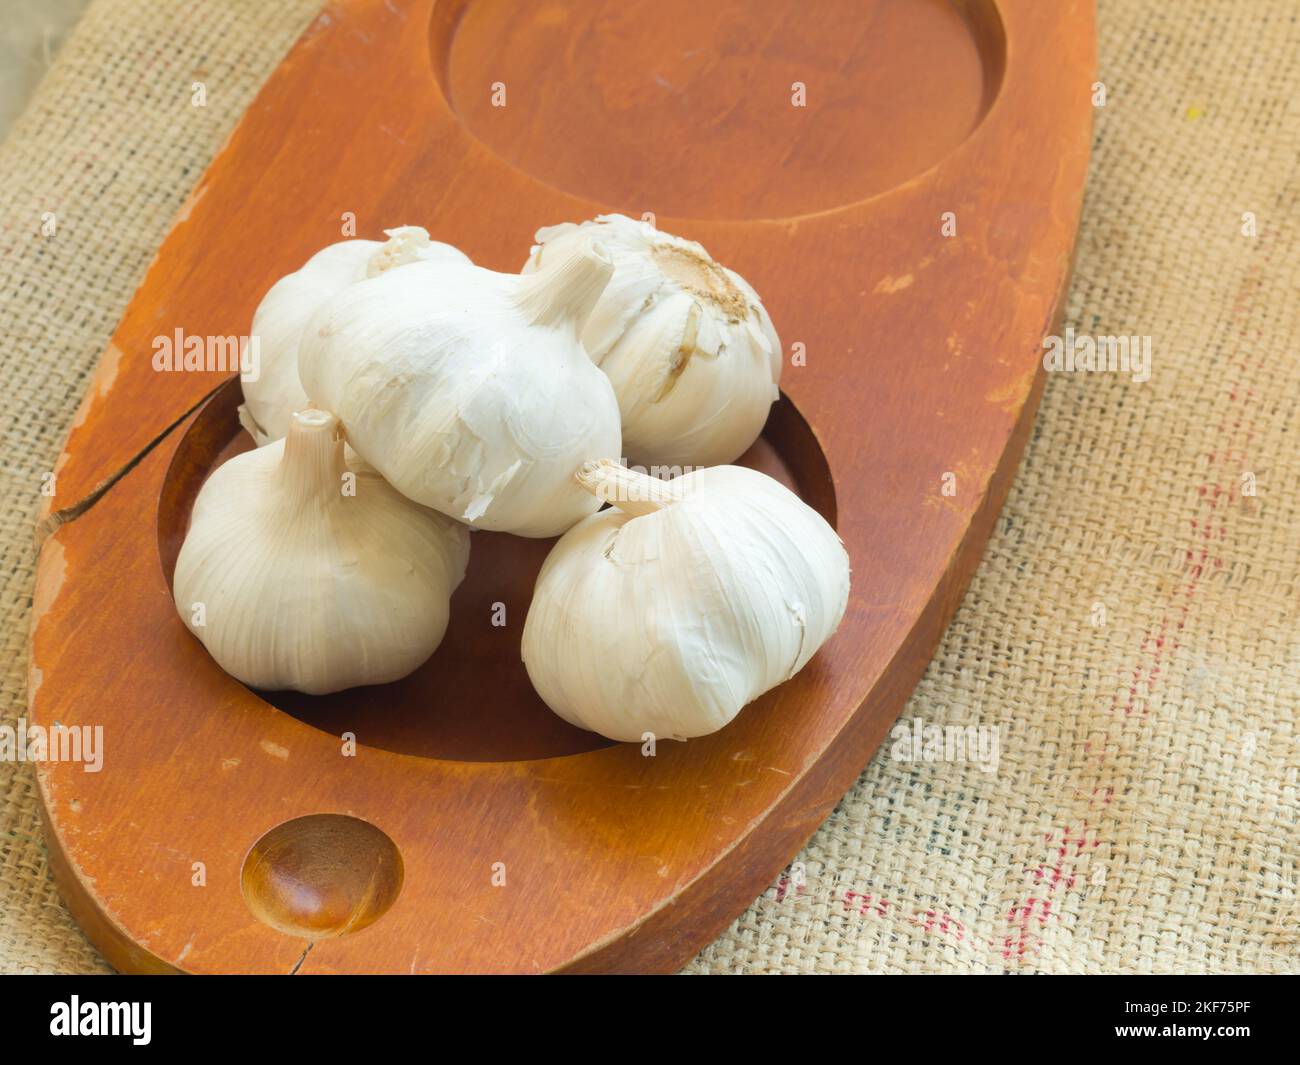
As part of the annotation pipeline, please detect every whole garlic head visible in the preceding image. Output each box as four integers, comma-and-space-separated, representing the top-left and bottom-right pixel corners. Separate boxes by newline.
522, 460, 849, 742
174, 409, 470, 695
299, 237, 622, 538
240, 227, 468, 445
524, 214, 782, 470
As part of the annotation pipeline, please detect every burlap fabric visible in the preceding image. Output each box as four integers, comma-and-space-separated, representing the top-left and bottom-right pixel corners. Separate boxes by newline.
1, 1, 1296, 974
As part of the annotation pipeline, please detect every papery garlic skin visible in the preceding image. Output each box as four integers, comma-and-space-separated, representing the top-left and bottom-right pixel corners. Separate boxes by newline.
174, 409, 470, 695
239, 227, 468, 445
522, 461, 849, 742
300, 239, 622, 537
524, 214, 781, 470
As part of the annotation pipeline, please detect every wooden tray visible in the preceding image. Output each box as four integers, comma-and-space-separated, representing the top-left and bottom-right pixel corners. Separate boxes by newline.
29, 0, 1094, 973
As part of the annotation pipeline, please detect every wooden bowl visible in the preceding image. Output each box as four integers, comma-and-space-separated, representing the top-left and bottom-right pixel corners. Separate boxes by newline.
30, 0, 1093, 973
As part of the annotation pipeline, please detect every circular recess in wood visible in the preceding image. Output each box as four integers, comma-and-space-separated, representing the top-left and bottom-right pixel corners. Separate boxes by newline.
158, 379, 836, 762
241, 814, 404, 939
429, 0, 1007, 220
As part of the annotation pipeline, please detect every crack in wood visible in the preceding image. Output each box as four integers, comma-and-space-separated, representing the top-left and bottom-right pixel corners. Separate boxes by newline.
289, 942, 314, 975
35, 379, 229, 546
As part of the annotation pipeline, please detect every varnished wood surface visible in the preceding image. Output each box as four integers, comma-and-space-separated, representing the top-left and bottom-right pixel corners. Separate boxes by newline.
29, 0, 1094, 973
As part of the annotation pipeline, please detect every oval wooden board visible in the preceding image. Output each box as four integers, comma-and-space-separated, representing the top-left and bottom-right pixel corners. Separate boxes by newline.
29, 0, 1094, 973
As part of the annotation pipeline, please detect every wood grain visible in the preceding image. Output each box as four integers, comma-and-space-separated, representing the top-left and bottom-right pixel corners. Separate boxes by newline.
29, 0, 1094, 973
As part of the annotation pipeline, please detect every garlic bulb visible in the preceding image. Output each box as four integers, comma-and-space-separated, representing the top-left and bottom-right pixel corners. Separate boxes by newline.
524, 214, 781, 470
522, 460, 849, 741
240, 227, 468, 445
300, 237, 622, 537
174, 409, 470, 694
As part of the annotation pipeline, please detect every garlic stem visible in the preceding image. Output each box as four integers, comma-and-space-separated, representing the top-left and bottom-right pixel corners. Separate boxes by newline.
366, 225, 431, 277
277, 408, 347, 505
515, 238, 613, 330
575, 459, 681, 518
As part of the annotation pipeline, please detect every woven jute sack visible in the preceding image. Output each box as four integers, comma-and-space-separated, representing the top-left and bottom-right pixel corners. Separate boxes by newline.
1, 0, 1296, 974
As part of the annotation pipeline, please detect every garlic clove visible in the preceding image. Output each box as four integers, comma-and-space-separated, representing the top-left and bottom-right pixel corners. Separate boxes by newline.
521, 459, 850, 742
299, 237, 623, 538
174, 408, 470, 695
524, 214, 782, 470
240, 227, 468, 445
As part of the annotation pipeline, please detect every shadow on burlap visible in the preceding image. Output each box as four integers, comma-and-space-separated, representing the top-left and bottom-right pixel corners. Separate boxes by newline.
1, 0, 1296, 974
